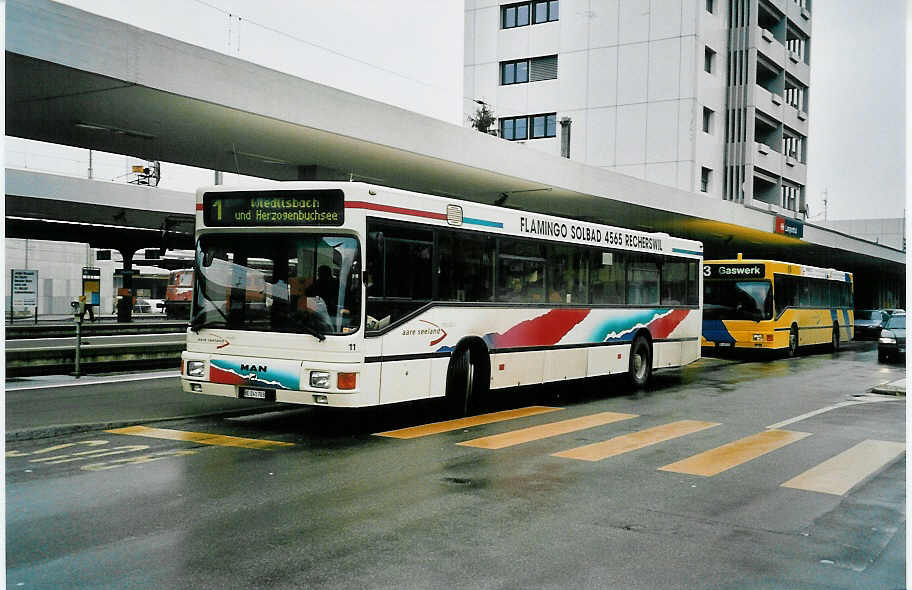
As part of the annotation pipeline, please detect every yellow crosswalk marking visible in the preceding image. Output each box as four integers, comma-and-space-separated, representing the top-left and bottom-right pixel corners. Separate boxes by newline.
659, 429, 810, 476
552, 420, 720, 461
106, 426, 294, 450
458, 411, 638, 450
781, 439, 906, 495
374, 406, 562, 439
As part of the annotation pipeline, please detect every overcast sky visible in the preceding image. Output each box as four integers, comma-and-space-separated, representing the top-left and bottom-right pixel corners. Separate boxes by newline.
13, 0, 908, 222
804, 0, 905, 221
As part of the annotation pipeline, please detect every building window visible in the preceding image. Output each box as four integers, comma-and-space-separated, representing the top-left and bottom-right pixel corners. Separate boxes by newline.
501, 116, 528, 140
501, 59, 529, 85
781, 184, 800, 211
702, 107, 714, 134
706, 0, 714, 13
529, 55, 558, 81
782, 134, 804, 161
502, 1, 557, 29
704, 47, 716, 73
785, 76, 807, 111
533, 0, 559, 23
701, 167, 712, 193
501, 55, 558, 85
531, 113, 557, 138
501, 113, 557, 140
502, 2, 530, 28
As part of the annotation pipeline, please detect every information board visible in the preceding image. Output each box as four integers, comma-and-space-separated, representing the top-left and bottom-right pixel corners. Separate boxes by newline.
203, 190, 344, 227
11, 269, 38, 308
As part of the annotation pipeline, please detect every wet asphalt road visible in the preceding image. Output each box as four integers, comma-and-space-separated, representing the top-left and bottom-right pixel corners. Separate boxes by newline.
5, 342, 906, 589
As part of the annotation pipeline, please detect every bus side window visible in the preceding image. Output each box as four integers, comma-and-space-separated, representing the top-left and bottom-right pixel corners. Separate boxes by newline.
496, 238, 545, 303
627, 257, 659, 306
589, 250, 625, 304
544, 243, 588, 304
660, 260, 687, 305
774, 274, 796, 314
365, 221, 433, 328
438, 229, 494, 302
686, 261, 700, 306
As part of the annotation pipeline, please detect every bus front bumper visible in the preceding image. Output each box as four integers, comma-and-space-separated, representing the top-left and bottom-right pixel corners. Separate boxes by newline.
701, 330, 786, 350
180, 352, 377, 408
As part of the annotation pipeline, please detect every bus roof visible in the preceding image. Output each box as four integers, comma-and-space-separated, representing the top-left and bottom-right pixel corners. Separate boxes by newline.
196, 181, 704, 259
704, 257, 853, 281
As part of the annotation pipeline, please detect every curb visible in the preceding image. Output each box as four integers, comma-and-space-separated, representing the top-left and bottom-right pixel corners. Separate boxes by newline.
869, 382, 906, 397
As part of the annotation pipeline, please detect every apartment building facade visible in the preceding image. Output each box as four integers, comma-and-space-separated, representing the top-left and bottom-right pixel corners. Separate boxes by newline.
464, 0, 812, 216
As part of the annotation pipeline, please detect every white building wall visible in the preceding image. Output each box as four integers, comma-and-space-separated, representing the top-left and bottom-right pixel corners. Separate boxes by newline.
826, 218, 906, 252
5, 239, 90, 315
464, 0, 722, 196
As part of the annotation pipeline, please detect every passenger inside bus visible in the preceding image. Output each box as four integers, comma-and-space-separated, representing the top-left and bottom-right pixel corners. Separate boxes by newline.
308, 265, 339, 315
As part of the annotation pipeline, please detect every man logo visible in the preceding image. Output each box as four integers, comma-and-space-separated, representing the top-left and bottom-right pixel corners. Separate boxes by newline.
240, 363, 267, 373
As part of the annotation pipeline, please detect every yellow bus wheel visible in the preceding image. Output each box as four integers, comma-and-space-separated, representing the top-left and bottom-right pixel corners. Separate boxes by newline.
788, 325, 799, 357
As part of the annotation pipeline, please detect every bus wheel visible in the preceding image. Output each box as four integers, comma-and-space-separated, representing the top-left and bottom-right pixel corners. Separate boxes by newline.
628, 335, 652, 389
831, 324, 841, 352
788, 325, 799, 357
446, 348, 476, 417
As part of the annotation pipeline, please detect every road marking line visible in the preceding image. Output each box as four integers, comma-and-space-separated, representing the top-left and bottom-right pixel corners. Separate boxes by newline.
552, 420, 720, 461
766, 398, 889, 430
457, 411, 638, 450
106, 425, 294, 450
659, 429, 811, 476
781, 439, 906, 495
374, 406, 562, 439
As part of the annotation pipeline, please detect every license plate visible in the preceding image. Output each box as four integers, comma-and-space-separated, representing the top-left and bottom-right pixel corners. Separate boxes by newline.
240, 387, 275, 401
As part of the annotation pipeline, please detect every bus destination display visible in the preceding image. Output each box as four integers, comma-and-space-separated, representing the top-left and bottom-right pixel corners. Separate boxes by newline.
203, 190, 344, 227
703, 263, 766, 279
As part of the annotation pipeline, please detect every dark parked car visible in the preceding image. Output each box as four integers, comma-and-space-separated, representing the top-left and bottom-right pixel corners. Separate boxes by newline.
878, 313, 905, 362
854, 309, 889, 340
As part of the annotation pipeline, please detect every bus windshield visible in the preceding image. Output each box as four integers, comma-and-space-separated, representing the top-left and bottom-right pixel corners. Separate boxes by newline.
191, 234, 361, 337
703, 280, 772, 321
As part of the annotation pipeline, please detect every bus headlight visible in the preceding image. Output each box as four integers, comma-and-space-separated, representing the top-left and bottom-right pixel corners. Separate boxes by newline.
310, 371, 330, 388
187, 360, 205, 378
752, 334, 763, 342
879, 330, 896, 344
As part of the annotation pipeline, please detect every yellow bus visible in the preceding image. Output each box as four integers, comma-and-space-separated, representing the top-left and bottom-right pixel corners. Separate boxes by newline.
701, 256, 853, 356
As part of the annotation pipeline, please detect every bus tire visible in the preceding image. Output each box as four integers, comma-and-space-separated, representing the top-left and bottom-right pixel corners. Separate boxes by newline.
832, 324, 841, 352
627, 334, 652, 389
787, 324, 799, 357
445, 345, 487, 417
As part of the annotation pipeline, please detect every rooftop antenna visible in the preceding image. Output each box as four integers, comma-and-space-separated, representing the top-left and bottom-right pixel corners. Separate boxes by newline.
822, 187, 828, 221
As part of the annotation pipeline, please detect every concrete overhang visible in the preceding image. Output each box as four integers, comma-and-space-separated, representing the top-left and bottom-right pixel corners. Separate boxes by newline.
5, 168, 194, 249
6, 0, 905, 279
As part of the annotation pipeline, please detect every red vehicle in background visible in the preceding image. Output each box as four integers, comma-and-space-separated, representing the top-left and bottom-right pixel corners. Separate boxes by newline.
164, 268, 194, 319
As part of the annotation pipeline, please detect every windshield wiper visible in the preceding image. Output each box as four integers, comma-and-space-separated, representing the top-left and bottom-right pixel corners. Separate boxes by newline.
292, 313, 328, 341
189, 312, 227, 332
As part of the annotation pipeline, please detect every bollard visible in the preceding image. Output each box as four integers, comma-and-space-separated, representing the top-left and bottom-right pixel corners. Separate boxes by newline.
74, 318, 82, 378
71, 299, 85, 378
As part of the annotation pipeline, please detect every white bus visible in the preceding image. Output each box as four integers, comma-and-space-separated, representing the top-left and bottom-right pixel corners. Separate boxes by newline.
181, 182, 703, 414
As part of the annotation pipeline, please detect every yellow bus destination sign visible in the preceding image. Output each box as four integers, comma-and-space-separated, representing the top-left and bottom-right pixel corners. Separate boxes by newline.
203, 189, 344, 227
704, 263, 766, 280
